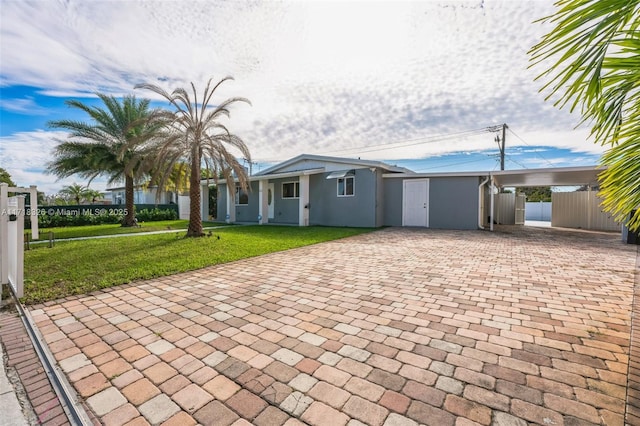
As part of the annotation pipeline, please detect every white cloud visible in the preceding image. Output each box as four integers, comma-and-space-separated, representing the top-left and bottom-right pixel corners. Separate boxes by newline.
0, 0, 606, 193
1, 97, 49, 115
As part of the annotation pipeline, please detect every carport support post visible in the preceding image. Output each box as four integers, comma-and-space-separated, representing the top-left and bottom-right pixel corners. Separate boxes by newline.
490, 177, 495, 231
258, 180, 268, 224
587, 185, 592, 230
299, 175, 309, 227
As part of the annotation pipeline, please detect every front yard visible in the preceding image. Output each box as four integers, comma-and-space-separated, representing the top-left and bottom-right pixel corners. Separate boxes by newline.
23, 225, 373, 304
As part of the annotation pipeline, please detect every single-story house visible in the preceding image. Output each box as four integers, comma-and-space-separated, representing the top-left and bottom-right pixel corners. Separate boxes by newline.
210, 154, 604, 230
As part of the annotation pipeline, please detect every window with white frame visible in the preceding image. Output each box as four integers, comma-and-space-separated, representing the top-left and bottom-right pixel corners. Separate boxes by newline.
337, 176, 354, 197
235, 184, 249, 205
282, 182, 299, 199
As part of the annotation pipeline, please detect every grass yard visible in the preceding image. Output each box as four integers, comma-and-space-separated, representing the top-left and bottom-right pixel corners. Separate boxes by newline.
27, 220, 225, 240
23, 225, 373, 305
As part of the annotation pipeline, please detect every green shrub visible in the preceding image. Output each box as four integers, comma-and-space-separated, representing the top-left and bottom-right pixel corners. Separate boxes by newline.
136, 208, 178, 222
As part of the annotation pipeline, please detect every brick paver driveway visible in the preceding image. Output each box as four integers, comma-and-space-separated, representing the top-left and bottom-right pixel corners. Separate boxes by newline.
30, 227, 638, 426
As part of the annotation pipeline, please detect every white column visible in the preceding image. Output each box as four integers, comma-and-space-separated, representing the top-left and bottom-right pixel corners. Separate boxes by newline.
490, 177, 495, 231
0, 183, 8, 286
29, 185, 39, 240
12, 196, 24, 298
201, 183, 210, 222
299, 175, 310, 227
258, 180, 268, 224
226, 184, 236, 223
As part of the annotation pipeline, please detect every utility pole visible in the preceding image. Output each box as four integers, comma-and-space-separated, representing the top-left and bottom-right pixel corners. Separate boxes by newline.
493, 123, 508, 170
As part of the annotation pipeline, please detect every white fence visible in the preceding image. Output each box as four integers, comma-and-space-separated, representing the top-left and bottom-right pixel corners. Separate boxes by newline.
178, 195, 190, 220
551, 191, 620, 232
526, 202, 552, 221
0, 183, 39, 301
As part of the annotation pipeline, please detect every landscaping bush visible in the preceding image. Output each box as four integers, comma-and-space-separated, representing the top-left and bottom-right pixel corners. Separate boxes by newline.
25, 206, 178, 228
136, 208, 178, 222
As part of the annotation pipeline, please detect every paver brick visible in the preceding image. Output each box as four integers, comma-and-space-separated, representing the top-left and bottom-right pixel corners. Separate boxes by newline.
86, 387, 127, 417
254, 406, 291, 426
313, 365, 351, 387
379, 390, 411, 414
510, 399, 563, 426
543, 393, 601, 423
193, 400, 239, 426
462, 385, 509, 412
402, 380, 446, 406
343, 395, 389, 426
308, 381, 350, 409
280, 391, 313, 416
121, 378, 160, 406
301, 401, 350, 426
406, 400, 455, 426
203, 374, 240, 400
226, 389, 268, 420
74, 372, 109, 398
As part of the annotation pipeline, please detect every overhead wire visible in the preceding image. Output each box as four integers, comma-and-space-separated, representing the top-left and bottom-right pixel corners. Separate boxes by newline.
507, 127, 556, 168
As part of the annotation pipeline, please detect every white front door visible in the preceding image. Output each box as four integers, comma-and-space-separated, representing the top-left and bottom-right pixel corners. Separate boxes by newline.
403, 179, 429, 227
268, 183, 275, 219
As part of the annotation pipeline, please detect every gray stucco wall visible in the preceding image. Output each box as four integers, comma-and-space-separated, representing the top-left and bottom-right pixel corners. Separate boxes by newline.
309, 169, 378, 228
234, 181, 259, 222
270, 177, 300, 224
383, 176, 480, 229
429, 177, 479, 229
216, 182, 259, 222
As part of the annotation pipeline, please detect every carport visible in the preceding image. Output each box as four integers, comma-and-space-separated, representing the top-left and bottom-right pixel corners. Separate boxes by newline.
486, 165, 607, 231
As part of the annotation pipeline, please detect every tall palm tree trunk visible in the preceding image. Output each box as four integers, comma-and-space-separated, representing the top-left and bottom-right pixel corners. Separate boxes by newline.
187, 149, 204, 237
123, 174, 136, 227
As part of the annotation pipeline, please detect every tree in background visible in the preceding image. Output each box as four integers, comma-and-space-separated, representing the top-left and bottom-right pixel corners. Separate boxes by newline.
59, 183, 89, 205
84, 188, 103, 203
0, 167, 16, 186
518, 186, 552, 202
48, 94, 162, 226
530, 0, 640, 231
135, 77, 251, 237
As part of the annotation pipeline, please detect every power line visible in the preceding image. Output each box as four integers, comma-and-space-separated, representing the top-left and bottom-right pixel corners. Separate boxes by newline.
506, 127, 556, 168
252, 125, 502, 164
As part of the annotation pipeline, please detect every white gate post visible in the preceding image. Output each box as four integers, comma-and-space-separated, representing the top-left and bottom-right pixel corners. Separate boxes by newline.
0, 183, 8, 286
30, 185, 39, 240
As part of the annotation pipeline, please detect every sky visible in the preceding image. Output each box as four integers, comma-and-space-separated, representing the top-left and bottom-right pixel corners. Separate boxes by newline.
0, 0, 606, 195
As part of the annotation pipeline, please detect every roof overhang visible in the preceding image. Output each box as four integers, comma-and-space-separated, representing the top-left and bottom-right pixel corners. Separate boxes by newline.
383, 166, 604, 188
207, 168, 326, 185
491, 166, 604, 187
326, 169, 355, 179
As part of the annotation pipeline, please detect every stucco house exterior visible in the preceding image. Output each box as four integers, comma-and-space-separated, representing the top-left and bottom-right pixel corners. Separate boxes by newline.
213, 154, 604, 231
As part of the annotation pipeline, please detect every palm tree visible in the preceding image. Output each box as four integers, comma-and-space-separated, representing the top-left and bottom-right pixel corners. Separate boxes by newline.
47, 94, 161, 226
84, 188, 103, 204
135, 77, 251, 237
59, 183, 89, 205
530, 0, 640, 231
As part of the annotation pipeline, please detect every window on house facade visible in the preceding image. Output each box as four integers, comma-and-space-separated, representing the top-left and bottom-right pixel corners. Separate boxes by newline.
282, 182, 300, 199
235, 184, 249, 205
337, 176, 355, 197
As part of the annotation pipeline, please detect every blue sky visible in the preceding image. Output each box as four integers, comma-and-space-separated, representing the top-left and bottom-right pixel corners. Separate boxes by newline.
0, 0, 604, 195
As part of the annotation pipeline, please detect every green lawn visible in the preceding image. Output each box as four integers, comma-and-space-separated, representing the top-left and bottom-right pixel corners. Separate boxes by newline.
23, 225, 373, 305
27, 220, 225, 240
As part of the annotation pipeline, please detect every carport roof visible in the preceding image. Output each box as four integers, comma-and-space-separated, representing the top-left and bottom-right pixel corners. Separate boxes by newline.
491, 165, 604, 187
383, 165, 604, 187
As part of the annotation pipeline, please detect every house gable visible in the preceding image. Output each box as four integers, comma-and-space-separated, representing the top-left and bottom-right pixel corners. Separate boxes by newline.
255, 154, 411, 176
